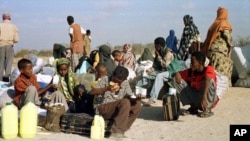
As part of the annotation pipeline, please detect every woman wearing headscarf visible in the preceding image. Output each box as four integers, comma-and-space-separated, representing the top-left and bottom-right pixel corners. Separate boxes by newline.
137, 47, 154, 63
177, 15, 200, 61
55, 58, 89, 113
98, 44, 117, 77
166, 29, 178, 54
201, 7, 233, 85
53, 43, 68, 59
121, 43, 136, 70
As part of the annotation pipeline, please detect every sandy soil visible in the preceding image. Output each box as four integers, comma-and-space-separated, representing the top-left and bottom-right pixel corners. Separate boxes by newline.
2, 86, 249, 141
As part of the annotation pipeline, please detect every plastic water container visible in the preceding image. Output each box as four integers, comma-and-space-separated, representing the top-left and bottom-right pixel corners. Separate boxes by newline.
90, 115, 105, 139
1, 102, 18, 139
52, 74, 59, 85
19, 101, 38, 138
99, 115, 105, 138
168, 88, 177, 95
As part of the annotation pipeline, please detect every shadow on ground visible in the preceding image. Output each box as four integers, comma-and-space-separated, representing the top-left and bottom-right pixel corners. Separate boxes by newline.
137, 101, 190, 122
137, 106, 164, 121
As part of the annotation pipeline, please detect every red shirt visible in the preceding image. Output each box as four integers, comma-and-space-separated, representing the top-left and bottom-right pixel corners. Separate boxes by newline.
180, 66, 216, 91
14, 73, 40, 106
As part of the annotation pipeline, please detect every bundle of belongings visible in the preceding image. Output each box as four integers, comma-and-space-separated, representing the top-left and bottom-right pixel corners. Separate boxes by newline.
53, 43, 70, 59
0, 82, 15, 109
231, 46, 250, 87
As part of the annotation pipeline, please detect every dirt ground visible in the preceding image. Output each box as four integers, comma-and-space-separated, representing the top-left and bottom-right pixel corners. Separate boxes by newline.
2, 86, 249, 141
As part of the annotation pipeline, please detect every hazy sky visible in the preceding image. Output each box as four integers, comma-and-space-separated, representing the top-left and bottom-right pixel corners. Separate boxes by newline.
1, 0, 250, 51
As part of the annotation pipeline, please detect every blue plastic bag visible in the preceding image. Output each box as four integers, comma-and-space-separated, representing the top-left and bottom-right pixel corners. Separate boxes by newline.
76, 60, 91, 74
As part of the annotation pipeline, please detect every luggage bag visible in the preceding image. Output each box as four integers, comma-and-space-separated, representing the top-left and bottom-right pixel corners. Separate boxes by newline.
60, 113, 94, 135
162, 94, 180, 121
60, 113, 111, 136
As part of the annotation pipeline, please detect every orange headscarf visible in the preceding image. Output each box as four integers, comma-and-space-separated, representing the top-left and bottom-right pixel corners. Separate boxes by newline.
202, 7, 232, 55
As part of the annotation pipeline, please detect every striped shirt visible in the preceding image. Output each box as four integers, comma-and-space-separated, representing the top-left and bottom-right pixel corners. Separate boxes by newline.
93, 76, 133, 108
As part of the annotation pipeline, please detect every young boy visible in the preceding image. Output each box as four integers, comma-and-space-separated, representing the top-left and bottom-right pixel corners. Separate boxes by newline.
173, 51, 217, 118
90, 66, 141, 139
111, 50, 123, 66
91, 63, 108, 89
14, 58, 68, 112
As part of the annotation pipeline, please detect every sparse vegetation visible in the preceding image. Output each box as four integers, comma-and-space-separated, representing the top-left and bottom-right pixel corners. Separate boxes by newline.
14, 49, 53, 58
14, 36, 250, 59
14, 43, 155, 58
37, 50, 53, 57
235, 36, 250, 47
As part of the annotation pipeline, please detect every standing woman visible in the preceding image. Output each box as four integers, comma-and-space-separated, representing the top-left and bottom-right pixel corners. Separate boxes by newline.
177, 15, 200, 61
166, 29, 178, 54
201, 7, 233, 86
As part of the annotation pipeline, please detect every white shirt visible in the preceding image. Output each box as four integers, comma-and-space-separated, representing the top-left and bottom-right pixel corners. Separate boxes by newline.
69, 23, 86, 34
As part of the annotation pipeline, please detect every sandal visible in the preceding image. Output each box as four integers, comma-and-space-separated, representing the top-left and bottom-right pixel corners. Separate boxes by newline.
181, 110, 190, 116
143, 99, 156, 107
198, 110, 214, 118
109, 133, 127, 139
181, 107, 198, 116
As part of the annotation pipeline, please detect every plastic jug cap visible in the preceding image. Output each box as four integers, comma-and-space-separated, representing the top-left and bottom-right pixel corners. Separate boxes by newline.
27, 100, 34, 104
6, 102, 12, 105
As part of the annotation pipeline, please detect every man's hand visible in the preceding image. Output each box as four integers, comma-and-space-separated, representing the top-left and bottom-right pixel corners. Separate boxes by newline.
146, 68, 153, 75
175, 72, 182, 84
201, 96, 208, 111
52, 84, 59, 89
43, 93, 51, 100
136, 93, 142, 100
155, 50, 160, 56
109, 81, 120, 92
87, 67, 96, 73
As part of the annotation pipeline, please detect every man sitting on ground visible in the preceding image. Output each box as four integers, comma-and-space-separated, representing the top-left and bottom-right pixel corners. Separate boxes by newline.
90, 66, 142, 139
137, 37, 176, 105
172, 51, 217, 118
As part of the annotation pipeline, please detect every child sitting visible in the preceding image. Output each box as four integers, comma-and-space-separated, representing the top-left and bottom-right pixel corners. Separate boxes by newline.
90, 66, 142, 139
54, 58, 91, 113
112, 50, 136, 80
14, 58, 68, 112
91, 63, 108, 89
112, 50, 123, 66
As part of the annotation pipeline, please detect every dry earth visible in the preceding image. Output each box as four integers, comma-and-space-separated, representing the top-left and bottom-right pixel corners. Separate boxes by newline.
2, 86, 249, 141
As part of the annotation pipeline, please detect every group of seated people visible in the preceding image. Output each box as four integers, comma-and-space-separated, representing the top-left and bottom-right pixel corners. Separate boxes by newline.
136, 37, 218, 118
11, 56, 141, 138
4, 36, 220, 139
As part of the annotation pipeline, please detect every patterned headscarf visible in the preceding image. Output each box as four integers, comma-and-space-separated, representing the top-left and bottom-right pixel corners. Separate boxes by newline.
56, 58, 70, 66
56, 58, 79, 102
202, 7, 232, 55
121, 43, 136, 70
177, 15, 200, 61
